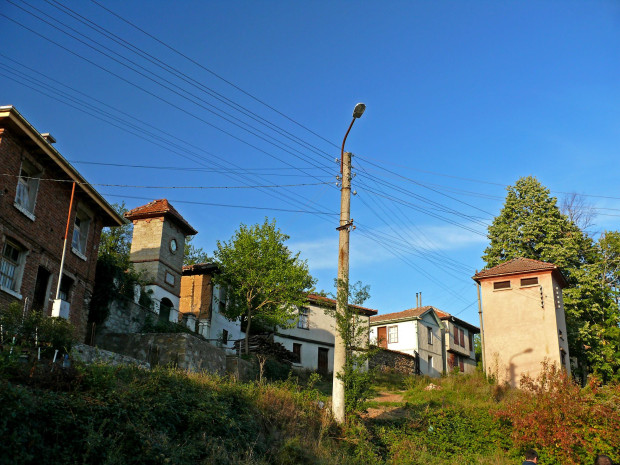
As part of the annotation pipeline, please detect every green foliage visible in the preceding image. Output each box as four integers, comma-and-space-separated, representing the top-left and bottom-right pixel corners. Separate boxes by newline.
184, 235, 211, 266
326, 279, 376, 415
140, 314, 195, 336
0, 301, 75, 356
496, 361, 620, 464
483, 176, 620, 381
213, 218, 316, 354
97, 202, 132, 270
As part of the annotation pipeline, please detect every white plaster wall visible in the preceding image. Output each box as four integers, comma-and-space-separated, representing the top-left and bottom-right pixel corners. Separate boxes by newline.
416, 313, 444, 377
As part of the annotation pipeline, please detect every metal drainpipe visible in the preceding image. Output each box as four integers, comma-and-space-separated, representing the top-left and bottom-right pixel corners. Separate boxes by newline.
476, 282, 486, 374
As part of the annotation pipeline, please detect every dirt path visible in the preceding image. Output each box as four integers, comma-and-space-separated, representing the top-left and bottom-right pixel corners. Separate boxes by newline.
364, 391, 407, 420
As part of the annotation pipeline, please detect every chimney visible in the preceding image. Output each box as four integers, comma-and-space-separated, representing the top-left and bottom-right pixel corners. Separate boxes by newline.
41, 133, 56, 144
420, 292, 422, 307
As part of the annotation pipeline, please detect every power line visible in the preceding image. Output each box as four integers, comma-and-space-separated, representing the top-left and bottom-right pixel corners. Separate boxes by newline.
89, 0, 341, 151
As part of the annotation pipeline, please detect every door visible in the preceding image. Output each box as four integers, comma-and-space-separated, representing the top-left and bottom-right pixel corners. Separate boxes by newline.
377, 326, 387, 348
32, 266, 51, 311
318, 347, 329, 374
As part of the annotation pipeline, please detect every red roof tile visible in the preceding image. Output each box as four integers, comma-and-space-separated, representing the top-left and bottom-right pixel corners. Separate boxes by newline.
472, 257, 567, 286
370, 306, 434, 323
125, 199, 197, 235
307, 294, 378, 316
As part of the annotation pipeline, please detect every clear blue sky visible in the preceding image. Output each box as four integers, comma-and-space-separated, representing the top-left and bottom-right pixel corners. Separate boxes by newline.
2, 1, 619, 325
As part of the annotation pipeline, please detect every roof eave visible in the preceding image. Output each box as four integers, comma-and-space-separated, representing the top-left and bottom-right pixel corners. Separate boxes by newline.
0, 106, 126, 227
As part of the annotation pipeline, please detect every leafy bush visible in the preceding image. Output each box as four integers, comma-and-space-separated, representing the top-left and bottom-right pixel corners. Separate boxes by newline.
0, 302, 75, 356
495, 360, 620, 464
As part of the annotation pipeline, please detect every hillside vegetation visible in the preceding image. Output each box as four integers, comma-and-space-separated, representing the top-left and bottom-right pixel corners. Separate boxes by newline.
0, 359, 618, 465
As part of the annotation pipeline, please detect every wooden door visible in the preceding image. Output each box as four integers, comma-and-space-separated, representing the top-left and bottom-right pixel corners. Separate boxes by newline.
377, 326, 387, 348
318, 347, 329, 374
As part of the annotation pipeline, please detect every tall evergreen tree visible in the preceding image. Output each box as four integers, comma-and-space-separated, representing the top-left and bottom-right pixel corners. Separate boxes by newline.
483, 176, 620, 382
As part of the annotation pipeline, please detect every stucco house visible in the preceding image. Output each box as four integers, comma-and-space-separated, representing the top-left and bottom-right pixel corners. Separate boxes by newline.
369, 307, 445, 377
435, 309, 479, 375
0, 105, 125, 341
473, 257, 571, 387
274, 294, 378, 374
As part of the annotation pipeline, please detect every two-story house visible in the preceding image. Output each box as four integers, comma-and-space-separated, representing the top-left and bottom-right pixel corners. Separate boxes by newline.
274, 294, 378, 374
0, 105, 125, 340
369, 306, 445, 377
435, 309, 479, 374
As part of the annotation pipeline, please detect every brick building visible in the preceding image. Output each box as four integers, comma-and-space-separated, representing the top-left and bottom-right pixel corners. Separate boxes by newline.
0, 105, 125, 340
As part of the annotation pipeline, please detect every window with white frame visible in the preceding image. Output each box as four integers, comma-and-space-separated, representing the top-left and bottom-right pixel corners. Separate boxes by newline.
0, 240, 26, 294
427, 326, 433, 345
428, 355, 433, 370
297, 307, 309, 329
14, 159, 40, 217
388, 325, 398, 343
71, 208, 91, 257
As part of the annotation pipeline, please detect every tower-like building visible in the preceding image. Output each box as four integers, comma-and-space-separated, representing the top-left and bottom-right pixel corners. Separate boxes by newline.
125, 199, 197, 322
473, 257, 571, 387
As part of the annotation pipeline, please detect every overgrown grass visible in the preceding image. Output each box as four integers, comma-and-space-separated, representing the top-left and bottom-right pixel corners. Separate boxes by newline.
1, 358, 617, 465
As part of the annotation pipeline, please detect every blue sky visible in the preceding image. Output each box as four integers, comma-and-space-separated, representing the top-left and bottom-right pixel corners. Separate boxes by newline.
1, 1, 619, 325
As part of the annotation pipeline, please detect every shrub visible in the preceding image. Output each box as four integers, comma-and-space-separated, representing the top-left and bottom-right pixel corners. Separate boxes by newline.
495, 360, 620, 464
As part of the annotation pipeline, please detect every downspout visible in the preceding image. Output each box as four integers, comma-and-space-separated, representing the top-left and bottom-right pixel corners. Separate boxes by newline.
476, 281, 486, 375
55, 182, 76, 300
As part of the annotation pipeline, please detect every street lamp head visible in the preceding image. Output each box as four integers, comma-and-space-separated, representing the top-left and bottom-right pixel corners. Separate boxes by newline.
352, 103, 366, 119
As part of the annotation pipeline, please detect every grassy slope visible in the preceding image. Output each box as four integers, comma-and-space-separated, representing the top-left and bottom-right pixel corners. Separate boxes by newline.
0, 362, 617, 465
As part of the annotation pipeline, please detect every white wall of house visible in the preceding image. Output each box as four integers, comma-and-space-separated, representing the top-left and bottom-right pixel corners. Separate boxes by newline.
370, 311, 444, 377
275, 302, 337, 372
416, 312, 444, 377
199, 284, 243, 353
369, 320, 418, 356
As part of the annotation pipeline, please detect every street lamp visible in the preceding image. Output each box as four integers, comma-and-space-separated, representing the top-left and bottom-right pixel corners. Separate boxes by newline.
340, 103, 366, 173
333, 102, 365, 423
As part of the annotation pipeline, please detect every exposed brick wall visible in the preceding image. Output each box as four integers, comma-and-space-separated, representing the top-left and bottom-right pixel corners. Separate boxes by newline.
179, 273, 213, 317
0, 126, 106, 342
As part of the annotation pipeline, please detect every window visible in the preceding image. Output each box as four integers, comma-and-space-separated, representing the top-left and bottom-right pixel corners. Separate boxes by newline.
388, 325, 398, 343
14, 159, 40, 217
58, 275, 73, 302
468, 332, 473, 351
221, 329, 229, 345
71, 209, 91, 257
428, 355, 433, 370
1, 240, 25, 295
297, 307, 309, 329
293, 343, 301, 363
427, 326, 433, 345
493, 280, 511, 290
165, 271, 175, 286
459, 329, 465, 347
453, 326, 458, 346
521, 277, 538, 286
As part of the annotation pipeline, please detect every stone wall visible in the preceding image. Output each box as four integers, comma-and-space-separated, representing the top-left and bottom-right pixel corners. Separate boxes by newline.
72, 342, 150, 368
370, 348, 419, 375
97, 332, 229, 375
94, 296, 154, 341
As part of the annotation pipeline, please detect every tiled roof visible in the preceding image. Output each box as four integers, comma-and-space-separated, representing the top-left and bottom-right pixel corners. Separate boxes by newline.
182, 263, 218, 275
473, 257, 559, 279
125, 199, 197, 235
370, 306, 434, 323
307, 294, 378, 316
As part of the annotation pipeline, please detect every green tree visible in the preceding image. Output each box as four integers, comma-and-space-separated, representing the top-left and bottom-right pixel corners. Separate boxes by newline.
184, 235, 211, 266
213, 219, 316, 354
98, 202, 132, 270
483, 176, 620, 382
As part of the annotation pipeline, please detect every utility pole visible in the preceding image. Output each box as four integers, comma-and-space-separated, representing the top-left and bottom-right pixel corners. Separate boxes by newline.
333, 150, 352, 423
333, 103, 365, 423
